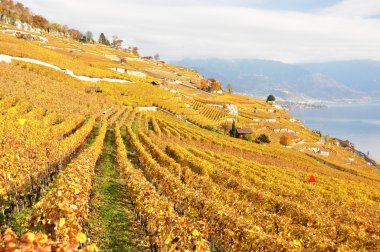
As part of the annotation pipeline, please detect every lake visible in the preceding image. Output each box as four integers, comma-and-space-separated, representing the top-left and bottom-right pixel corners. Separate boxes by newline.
290, 103, 380, 161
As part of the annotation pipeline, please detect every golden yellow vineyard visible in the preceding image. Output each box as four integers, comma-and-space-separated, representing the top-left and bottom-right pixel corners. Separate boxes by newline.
0, 14, 379, 252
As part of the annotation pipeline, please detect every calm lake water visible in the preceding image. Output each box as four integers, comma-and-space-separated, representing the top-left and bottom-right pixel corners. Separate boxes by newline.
290, 103, 380, 161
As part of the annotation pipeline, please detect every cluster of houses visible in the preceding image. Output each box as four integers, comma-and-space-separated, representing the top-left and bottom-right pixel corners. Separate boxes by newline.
333, 138, 355, 151
307, 147, 330, 157
273, 128, 296, 134
264, 118, 277, 123
108, 67, 146, 78
113, 39, 139, 54
136, 106, 158, 112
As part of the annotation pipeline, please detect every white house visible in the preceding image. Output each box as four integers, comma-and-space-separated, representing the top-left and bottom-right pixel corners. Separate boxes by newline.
319, 151, 330, 156
211, 90, 223, 95
109, 67, 126, 74
226, 104, 238, 115
265, 119, 277, 123
308, 147, 320, 153
224, 117, 237, 122
137, 106, 158, 112
126, 70, 146, 78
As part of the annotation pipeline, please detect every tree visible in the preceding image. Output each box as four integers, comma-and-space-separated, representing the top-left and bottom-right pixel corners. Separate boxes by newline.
266, 94, 276, 103
32, 15, 49, 30
154, 53, 160, 61
227, 83, 233, 94
244, 134, 253, 142
50, 23, 62, 33
62, 25, 69, 35
199, 79, 209, 90
221, 122, 230, 135
98, 33, 110, 46
68, 29, 84, 40
68, 29, 82, 40
208, 79, 222, 92
255, 134, 271, 144
230, 121, 237, 138
280, 134, 293, 146
132, 47, 139, 56
85, 31, 93, 42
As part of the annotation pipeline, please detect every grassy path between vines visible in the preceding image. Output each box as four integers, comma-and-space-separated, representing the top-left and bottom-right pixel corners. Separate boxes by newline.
87, 126, 148, 251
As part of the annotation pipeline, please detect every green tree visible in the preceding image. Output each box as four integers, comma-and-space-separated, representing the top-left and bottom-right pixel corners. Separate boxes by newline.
231, 120, 237, 138
98, 33, 110, 46
266, 94, 276, 103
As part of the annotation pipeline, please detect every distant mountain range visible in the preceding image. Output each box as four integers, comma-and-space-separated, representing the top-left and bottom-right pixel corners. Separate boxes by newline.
173, 59, 380, 102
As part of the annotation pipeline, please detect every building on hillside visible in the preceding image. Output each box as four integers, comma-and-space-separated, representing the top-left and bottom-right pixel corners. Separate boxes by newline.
224, 117, 237, 122
109, 67, 126, 74
225, 104, 238, 115
319, 150, 330, 156
265, 118, 277, 123
137, 106, 158, 112
211, 90, 223, 95
333, 138, 355, 151
151, 81, 160, 86
126, 70, 146, 78
230, 128, 252, 139
142, 56, 153, 60
114, 39, 125, 47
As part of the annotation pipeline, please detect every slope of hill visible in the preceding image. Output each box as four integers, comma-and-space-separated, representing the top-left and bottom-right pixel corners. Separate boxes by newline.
0, 6, 379, 251
174, 58, 377, 101
298, 60, 380, 97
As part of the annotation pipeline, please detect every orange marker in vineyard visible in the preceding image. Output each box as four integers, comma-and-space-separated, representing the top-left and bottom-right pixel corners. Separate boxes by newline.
308, 175, 316, 190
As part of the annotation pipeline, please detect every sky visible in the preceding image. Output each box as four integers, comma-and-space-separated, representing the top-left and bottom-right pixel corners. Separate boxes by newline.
20, 0, 380, 63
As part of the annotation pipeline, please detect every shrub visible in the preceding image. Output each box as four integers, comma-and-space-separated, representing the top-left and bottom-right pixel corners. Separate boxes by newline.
255, 134, 271, 144
244, 134, 253, 142
280, 135, 293, 146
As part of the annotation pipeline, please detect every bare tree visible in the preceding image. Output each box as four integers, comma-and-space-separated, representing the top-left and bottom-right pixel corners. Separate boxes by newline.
85, 31, 93, 42
154, 53, 160, 61
112, 35, 119, 44
227, 83, 233, 93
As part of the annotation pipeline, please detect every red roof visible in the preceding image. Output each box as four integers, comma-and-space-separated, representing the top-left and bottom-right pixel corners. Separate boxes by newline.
236, 128, 252, 134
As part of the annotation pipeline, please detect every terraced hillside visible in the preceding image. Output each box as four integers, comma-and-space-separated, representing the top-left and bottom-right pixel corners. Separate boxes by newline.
0, 12, 379, 252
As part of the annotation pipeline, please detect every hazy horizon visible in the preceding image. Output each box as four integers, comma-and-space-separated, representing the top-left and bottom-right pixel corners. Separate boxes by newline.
20, 0, 380, 63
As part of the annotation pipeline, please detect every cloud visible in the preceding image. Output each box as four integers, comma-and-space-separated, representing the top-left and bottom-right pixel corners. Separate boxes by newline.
321, 0, 380, 18
20, 0, 380, 63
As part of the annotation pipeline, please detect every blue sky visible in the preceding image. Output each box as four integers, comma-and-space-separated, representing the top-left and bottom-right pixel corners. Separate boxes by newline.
20, 0, 380, 63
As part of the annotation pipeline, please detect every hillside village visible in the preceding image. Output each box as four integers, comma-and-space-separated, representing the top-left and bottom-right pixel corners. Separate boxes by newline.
0, 1, 380, 251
